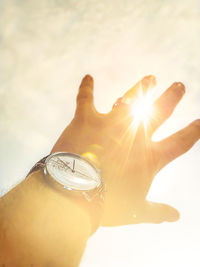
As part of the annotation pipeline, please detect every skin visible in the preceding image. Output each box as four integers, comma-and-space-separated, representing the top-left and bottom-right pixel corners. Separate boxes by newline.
51, 74, 200, 225
0, 74, 199, 266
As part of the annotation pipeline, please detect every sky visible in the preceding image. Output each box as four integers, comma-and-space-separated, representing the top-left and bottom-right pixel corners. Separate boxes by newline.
0, 0, 200, 266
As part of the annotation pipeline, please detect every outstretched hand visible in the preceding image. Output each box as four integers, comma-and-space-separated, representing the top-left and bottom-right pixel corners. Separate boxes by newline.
51, 75, 200, 227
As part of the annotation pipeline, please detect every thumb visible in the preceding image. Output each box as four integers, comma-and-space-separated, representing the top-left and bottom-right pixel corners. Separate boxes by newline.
139, 201, 180, 224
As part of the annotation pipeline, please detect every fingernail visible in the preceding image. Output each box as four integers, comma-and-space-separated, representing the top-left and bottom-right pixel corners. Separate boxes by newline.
84, 74, 91, 80
173, 82, 185, 95
142, 75, 156, 88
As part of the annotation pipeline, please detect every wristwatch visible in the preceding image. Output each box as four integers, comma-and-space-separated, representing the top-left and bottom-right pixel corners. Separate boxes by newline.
26, 152, 105, 235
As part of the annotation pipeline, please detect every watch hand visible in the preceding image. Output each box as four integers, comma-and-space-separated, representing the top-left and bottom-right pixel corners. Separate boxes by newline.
57, 158, 91, 178
74, 170, 93, 180
56, 158, 73, 172
52, 158, 94, 180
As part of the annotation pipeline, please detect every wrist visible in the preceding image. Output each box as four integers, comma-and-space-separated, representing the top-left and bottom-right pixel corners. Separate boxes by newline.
1, 169, 91, 266
26, 152, 105, 235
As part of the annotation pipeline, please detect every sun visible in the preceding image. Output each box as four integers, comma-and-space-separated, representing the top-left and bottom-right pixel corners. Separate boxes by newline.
131, 89, 155, 130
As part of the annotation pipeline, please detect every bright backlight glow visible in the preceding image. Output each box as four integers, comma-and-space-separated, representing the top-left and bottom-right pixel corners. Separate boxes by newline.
131, 90, 155, 129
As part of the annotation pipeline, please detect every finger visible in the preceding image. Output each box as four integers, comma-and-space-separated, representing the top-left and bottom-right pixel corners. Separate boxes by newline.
101, 201, 179, 226
156, 119, 200, 169
122, 75, 156, 104
148, 82, 185, 136
76, 74, 95, 115
137, 201, 180, 223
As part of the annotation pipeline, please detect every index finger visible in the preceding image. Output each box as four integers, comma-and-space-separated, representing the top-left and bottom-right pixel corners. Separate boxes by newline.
75, 74, 96, 117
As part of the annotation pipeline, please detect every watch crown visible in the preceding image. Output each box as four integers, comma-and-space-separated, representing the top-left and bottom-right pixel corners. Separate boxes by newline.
63, 186, 72, 191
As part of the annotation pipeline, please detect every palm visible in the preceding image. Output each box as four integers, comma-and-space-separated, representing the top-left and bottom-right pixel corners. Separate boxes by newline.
51, 75, 200, 227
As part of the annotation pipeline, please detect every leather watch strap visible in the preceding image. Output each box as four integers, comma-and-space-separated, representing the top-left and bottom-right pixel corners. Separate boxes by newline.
26, 155, 49, 178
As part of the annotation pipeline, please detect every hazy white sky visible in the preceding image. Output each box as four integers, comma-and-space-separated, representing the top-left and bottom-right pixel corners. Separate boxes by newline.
1, 0, 200, 266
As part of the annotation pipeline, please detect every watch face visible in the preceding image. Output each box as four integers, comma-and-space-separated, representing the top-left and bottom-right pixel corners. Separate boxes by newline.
45, 152, 101, 191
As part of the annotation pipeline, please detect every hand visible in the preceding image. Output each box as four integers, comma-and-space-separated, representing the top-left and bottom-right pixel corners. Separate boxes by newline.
51, 75, 200, 226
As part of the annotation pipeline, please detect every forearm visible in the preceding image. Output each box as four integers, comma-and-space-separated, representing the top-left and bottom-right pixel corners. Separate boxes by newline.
0, 170, 91, 267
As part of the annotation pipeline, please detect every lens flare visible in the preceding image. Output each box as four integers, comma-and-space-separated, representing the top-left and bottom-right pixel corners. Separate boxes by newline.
131, 89, 155, 131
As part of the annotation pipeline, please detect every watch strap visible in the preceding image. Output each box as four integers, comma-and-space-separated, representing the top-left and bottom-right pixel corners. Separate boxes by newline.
26, 155, 49, 178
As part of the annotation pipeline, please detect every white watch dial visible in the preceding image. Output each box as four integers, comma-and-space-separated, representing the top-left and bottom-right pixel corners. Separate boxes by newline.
45, 152, 101, 191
